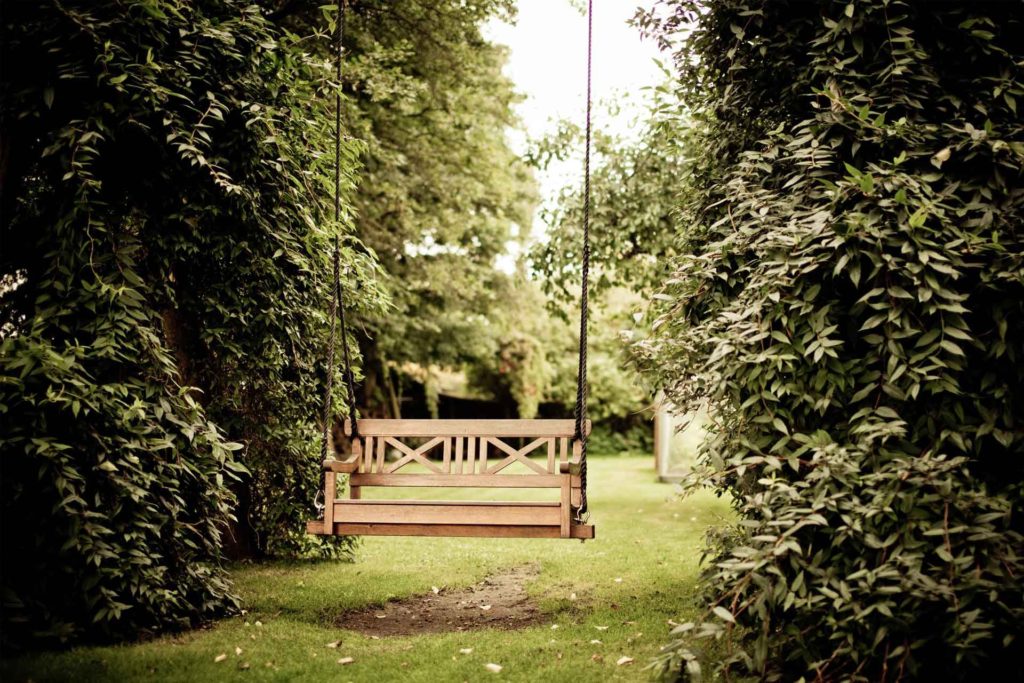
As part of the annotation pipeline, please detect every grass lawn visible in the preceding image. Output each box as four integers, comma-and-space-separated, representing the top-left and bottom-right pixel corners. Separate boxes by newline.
2, 456, 731, 682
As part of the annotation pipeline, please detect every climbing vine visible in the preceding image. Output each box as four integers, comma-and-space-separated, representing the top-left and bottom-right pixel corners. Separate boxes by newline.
635, 1, 1024, 679
0, 0, 381, 644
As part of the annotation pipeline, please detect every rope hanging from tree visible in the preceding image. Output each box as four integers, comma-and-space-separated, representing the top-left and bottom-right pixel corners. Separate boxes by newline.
320, 0, 359, 463
573, 0, 594, 520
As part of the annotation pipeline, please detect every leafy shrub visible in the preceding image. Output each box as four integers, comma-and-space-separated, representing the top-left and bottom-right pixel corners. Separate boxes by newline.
586, 423, 653, 457
0, 0, 377, 645
635, 1, 1024, 679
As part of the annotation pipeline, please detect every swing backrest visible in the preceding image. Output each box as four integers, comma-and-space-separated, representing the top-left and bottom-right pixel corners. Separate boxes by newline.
340, 419, 589, 491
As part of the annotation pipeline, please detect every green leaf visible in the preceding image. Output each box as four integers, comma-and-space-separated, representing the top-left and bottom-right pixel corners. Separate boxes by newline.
712, 606, 736, 624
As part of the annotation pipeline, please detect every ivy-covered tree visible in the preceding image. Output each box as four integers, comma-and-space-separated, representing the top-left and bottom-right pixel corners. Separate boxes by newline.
0, 0, 378, 644
634, 1, 1024, 680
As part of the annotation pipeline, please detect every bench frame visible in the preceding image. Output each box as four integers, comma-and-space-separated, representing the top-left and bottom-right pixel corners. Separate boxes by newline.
307, 419, 595, 540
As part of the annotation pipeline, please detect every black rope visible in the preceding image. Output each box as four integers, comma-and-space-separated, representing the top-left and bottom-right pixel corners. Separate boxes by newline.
573, 0, 593, 520
320, 1, 358, 463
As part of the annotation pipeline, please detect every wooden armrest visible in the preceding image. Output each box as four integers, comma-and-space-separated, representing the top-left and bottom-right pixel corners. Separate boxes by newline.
322, 459, 360, 473
559, 461, 582, 476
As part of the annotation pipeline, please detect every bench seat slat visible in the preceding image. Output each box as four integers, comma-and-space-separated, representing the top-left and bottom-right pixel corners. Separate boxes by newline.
308, 521, 595, 539
335, 499, 561, 506
332, 501, 560, 526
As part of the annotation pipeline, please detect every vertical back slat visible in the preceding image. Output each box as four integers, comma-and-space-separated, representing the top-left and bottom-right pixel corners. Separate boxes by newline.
466, 436, 476, 473
455, 437, 464, 474
547, 438, 556, 473
560, 437, 568, 465
376, 436, 385, 472
363, 436, 373, 473
479, 437, 488, 473
443, 437, 452, 473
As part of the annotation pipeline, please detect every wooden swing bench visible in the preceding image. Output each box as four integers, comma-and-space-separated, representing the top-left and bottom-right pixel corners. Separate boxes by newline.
307, 1, 598, 543
307, 419, 595, 540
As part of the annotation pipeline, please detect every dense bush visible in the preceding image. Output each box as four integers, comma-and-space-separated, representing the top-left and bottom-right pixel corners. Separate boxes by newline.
0, 0, 376, 645
635, 1, 1024, 679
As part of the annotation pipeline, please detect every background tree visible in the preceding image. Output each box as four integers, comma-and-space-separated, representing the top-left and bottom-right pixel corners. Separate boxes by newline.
634, 1, 1024, 679
530, 84, 692, 306
269, 0, 538, 418
0, 0, 381, 644
342, 0, 538, 416
528, 90, 689, 453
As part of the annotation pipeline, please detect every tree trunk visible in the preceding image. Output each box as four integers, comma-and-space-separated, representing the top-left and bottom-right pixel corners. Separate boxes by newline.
162, 304, 261, 559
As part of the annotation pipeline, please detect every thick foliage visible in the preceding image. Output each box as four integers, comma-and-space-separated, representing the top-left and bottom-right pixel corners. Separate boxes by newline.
0, 0, 375, 644
635, 1, 1024, 680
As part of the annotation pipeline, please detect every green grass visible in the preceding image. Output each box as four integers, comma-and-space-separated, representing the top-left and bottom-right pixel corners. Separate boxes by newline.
2, 456, 731, 682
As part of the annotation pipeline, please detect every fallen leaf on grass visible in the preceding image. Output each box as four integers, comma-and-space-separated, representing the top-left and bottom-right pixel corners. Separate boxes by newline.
485, 663, 503, 673
235, 647, 242, 656
595, 626, 609, 631
374, 614, 387, 619
326, 641, 340, 649
591, 654, 603, 662
590, 639, 602, 644
214, 654, 228, 663
459, 648, 474, 655
569, 592, 577, 601
254, 620, 263, 627
337, 657, 355, 665
550, 624, 559, 630
432, 586, 441, 594
239, 662, 250, 671
617, 656, 634, 666
613, 578, 623, 583
480, 604, 492, 611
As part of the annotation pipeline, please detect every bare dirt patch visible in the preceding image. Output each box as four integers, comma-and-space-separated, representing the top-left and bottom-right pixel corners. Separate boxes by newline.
334, 565, 545, 636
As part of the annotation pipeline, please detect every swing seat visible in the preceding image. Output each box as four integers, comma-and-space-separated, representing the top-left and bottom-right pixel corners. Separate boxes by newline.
307, 419, 595, 540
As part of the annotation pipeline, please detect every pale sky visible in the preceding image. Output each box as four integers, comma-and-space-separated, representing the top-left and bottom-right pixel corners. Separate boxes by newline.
483, 1, 665, 270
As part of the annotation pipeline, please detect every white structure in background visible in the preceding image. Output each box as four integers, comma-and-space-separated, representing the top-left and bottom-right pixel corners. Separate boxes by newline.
654, 392, 709, 483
